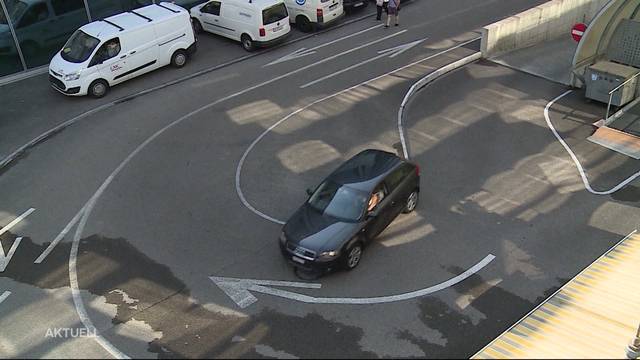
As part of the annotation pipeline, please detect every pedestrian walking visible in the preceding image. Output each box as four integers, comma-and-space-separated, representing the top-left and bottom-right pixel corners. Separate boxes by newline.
385, 0, 400, 27
375, 0, 384, 20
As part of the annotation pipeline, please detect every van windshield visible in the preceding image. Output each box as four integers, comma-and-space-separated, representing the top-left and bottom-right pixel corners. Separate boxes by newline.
60, 30, 100, 63
262, 3, 287, 25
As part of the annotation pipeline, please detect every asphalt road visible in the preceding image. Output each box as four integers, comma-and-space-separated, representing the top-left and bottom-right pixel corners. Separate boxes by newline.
4, 0, 636, 358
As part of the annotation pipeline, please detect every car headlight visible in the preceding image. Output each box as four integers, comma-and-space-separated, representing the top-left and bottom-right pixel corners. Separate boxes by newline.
318, 250, 339, 259
279, 231, 287, 245
63, 72, 80, 81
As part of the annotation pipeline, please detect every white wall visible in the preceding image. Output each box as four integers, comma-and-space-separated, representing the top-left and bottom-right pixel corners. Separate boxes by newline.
481, 0, 611, 58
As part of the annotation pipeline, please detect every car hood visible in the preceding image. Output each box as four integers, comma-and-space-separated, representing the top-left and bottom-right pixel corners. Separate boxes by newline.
49, 52, 84, 75
283, 204, 361, 253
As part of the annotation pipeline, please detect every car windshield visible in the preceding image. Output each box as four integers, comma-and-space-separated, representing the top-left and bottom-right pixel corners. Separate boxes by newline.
0, 0, 27, 25
307, 180, 367, 222
60, 30, 100, 63
262, 3, 287, 25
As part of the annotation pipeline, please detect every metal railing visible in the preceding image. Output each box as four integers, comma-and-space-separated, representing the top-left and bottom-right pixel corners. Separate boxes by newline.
606, 71, 640, 122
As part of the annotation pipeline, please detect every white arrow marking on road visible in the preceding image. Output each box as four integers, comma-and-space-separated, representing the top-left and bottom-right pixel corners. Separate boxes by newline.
35, 204, 86, 264
264, 24, 383, 67
300, 37, 427, 88
211, 254, 495, 308
0, 291, 10, 305
0, 208, 35, 272
265, 47, 318, 67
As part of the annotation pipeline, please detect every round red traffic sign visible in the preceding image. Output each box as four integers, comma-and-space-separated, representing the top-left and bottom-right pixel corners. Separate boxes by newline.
572, 23, 587, 42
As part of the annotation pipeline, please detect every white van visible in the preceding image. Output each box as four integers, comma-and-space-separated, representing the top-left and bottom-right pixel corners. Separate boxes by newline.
284, 0, 343, 33
190, 0, 290, 52
48, 2, 196, 98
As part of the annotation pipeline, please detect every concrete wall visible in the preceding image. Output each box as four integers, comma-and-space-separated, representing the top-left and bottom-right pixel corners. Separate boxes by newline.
481, 0, 611, 58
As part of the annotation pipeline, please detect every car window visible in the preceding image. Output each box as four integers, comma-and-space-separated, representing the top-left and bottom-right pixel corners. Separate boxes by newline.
385, 164, 412, 192
89, 38, 121, 65
367, 184, 387, 212
202, 1, 220, 15
308, 180, 368, 222
262, 3, 287, 25
51, 0, 84, 16
17, 2, 48, 28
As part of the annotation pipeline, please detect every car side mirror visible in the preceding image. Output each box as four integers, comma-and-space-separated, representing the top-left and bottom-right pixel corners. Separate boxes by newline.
306, 188, 314, 196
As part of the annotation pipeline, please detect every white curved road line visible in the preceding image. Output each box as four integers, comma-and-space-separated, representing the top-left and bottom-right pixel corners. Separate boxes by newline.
0, 291, 10, 305
212, 254, 496, 308
60, 37, 483, 359
544, 90, 640, 194
236, 37, 481, 224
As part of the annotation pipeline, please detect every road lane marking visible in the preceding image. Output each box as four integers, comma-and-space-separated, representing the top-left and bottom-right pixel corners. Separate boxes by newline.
34, 204, 86, 264
0, 207, 35, 236
63, 35, 483, 358
237, 37, 481, 225
300, 37, 427, 88
211, 254, 496, 308
544, 91, 640, 194
0, 11, 378, 172
265, 24, 383, 66
397, 44, 481, 159
0, 291, 10, 305
0, 208, 34, 272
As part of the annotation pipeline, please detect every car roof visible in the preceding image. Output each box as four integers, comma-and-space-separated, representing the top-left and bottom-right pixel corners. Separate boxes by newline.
222, 0, 285, 8
327, 149, 405, 192
80, 3, 184, 39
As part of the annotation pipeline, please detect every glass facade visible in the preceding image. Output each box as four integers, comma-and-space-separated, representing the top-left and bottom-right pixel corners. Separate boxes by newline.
0, 0, 157, 79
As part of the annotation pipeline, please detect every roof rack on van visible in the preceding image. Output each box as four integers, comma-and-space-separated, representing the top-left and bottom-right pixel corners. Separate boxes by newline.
156, 3, 180, 13
129, 10, 153, 22
102, 19, 125, 31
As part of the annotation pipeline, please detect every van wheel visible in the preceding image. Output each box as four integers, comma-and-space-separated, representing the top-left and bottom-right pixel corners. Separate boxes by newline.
88, 79, 109, 98
191, 18, 203, 34
241, 34, 254, 51
296, 15, 312, 33
342, 241, 363, 271
171, 50, 188, 68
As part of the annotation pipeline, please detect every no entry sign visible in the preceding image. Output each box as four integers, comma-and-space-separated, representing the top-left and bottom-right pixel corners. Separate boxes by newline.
572, 23, 587, 42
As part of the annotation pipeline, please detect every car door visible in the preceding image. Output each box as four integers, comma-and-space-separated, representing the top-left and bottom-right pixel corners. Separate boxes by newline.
115, 27, 158, 82
89, 38, 127, 84
363, 183, 392, 240
384, 164, 414, 219
199, 1, 225, 36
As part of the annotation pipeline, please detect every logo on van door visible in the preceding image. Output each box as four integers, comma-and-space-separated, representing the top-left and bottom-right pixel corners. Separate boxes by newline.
295, 0, 306, 5
110, 64, 123, 72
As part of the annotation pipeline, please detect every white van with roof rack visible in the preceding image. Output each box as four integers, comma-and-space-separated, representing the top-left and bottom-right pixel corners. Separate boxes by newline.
48, 2, 196, 98
190, 0, 290, 52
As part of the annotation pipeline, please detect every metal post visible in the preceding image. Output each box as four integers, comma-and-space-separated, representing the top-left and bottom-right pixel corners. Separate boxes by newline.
627, 323, 640, 359
606, 92, 614, 121
0, 0, 27, 72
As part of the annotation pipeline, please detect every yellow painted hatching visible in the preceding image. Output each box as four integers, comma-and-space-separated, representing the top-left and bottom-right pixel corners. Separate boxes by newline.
473, 232, 640, 359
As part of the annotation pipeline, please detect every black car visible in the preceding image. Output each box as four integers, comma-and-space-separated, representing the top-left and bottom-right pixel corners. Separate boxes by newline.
279, 149, 420, 275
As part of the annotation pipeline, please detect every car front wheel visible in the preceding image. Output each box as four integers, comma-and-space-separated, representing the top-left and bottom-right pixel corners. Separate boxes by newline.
343, 242, 363, 270
403, 190, 419, 213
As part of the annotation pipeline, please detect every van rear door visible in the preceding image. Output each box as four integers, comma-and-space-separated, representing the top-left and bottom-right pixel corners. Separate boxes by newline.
319, 0, 341, 23
261, 2, 288, 40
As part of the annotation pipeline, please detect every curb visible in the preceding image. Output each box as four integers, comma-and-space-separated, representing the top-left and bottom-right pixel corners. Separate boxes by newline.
397, 51, 482, 159
0, 10, 378, 172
